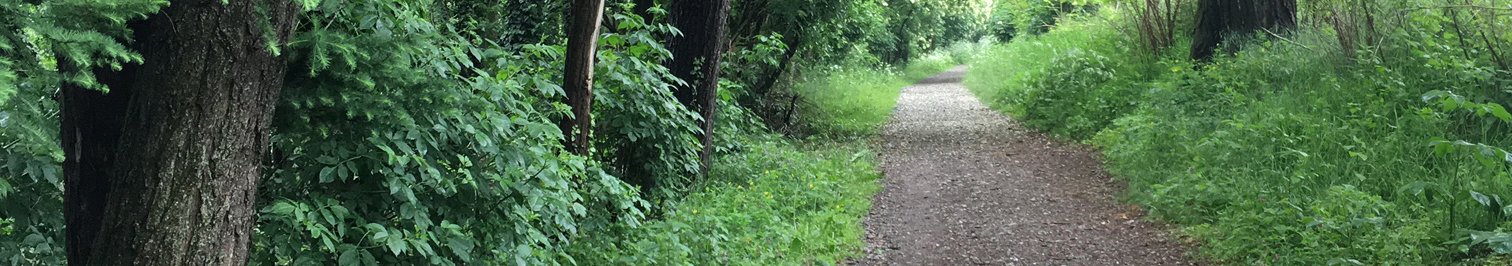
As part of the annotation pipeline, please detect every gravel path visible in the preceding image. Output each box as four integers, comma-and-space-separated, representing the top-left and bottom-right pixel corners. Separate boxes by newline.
851, 66, 1199, 265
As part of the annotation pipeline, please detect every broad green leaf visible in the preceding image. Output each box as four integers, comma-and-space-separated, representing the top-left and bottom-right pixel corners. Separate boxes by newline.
269, 201, 298, 215
338, 249, 358, 266
319, 167, 336, 183
1471, 191, 1495, 208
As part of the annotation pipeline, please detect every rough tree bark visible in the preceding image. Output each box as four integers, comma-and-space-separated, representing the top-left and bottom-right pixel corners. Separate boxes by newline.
1190, 0, 1296, 61
561, 0, 605, 155
665, 0, 732, 177
60, 0, 298, 265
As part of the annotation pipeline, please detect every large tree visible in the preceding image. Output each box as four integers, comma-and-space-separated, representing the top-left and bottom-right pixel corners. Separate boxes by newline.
665, 0, 732, 176
1190, 0, 1296, 61
61, 0, 298, 265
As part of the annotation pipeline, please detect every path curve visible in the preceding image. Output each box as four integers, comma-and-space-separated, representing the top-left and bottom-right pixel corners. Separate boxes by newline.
852, 66, 1198, 265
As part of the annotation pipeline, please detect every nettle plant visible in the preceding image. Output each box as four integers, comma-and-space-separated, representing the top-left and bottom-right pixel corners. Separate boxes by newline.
1415, 90, 1512, 254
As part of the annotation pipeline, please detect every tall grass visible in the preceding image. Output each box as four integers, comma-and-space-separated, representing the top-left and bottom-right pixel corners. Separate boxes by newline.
795, 67, 912, 136
968, 7, 1512, 265
799, 46, 978, 136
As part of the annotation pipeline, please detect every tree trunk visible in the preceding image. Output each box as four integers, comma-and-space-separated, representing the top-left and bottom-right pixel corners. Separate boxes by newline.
561, 0, 605, 155
61, 0, 298, 265
1190, 0, 1296, 61
665, 0, 731, 177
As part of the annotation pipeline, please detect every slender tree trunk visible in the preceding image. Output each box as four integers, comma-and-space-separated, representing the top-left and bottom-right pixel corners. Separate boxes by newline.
1191, 0, 1296, 61
665, 0, 731, 177
61, 0, 298, 265
561, 0, 605, 155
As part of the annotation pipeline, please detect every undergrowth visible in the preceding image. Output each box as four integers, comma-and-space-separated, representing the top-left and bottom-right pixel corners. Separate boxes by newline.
968, 8, 1512, 265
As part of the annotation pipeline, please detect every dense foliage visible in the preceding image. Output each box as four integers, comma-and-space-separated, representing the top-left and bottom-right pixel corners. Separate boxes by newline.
0, 0, 983, 265
968, 1, 1512, 264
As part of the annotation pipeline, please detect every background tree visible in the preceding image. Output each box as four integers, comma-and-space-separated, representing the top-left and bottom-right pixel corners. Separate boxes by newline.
665, 0, 732, 177
562, 0, 607, 154
60, 0, 298, 265
1190, 0, 1296, 61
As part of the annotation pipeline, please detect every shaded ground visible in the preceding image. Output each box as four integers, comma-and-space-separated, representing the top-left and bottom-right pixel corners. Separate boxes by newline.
851, 66, 1199, 265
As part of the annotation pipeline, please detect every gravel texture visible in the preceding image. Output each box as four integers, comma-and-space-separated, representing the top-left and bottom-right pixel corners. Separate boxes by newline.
850, 66, 1200, 266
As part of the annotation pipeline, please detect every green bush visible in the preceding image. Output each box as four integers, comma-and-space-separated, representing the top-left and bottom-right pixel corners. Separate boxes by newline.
1019, 48, 1139, 139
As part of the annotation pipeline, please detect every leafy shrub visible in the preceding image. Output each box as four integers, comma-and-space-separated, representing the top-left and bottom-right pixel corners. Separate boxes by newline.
967, 14, 1145, 139
1020, 48, 1139, 139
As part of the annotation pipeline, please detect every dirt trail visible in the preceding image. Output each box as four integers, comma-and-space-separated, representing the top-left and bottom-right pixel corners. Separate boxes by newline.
851, 66, 1198, 265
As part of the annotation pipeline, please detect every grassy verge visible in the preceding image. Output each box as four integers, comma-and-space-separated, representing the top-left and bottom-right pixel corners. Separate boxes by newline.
967, 9, 1512, 265
795, 67, 912, 136
801, 45, 978, 137
568, 137, 880, 265
568, 53, 973, 265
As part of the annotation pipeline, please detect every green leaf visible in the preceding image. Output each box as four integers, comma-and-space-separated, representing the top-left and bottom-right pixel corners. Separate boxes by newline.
1421, 90, 1448, 103
1471, 191, 1495, 208
360, 249, 379, 266
338, 249, 358, 266
269, 201, 298, 215
448, 237, 474, 261
1491, 103, 1512, 123
320, 167, 336, 183
386, 234, 407, 255
1470, 230, 1512, 254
